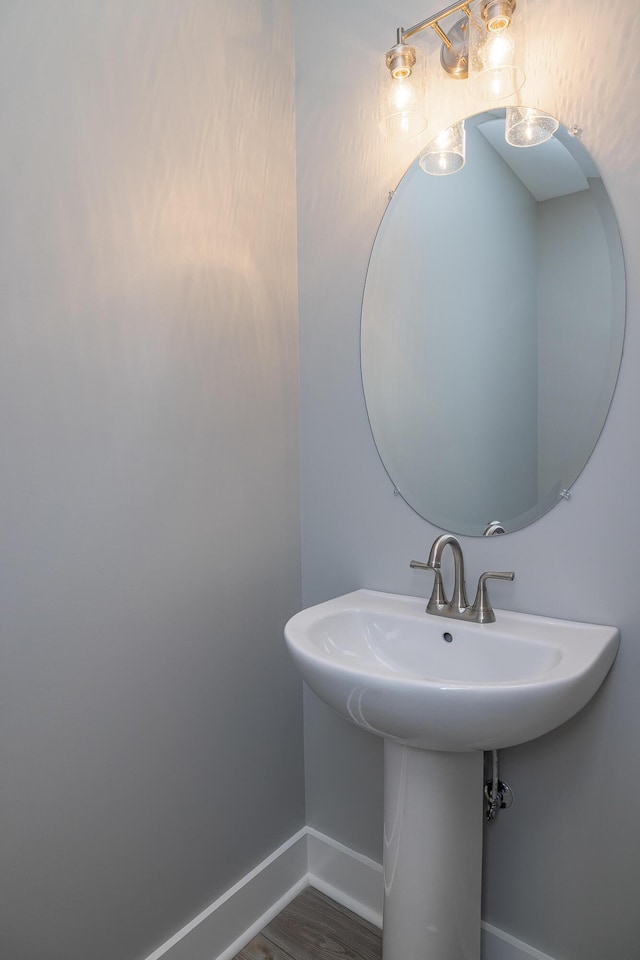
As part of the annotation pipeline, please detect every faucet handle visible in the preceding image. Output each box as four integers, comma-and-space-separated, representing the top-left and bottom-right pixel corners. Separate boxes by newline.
471, 571, 515, 624
410, 559, 448, 612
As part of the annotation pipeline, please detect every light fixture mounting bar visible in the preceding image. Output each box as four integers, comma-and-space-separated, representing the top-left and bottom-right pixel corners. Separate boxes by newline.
401, 0, 472, 43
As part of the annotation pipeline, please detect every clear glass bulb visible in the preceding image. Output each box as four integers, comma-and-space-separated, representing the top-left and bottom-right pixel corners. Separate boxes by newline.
390, 78, 413, 112
378, 47, 427, 140
468, 1, 525, 101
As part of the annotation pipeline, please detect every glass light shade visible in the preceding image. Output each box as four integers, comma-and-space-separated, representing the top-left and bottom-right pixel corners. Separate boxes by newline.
378, 46, 427, 139
468, 1, 525, 101
505, 106, 560, 146
419, 121, 466, 176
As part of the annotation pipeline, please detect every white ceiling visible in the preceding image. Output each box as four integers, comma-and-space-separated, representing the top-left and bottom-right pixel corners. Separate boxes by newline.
476, 118, 589, 201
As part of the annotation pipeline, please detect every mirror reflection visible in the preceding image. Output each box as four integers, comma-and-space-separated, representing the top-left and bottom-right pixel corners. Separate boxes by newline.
361, 109, 625, 536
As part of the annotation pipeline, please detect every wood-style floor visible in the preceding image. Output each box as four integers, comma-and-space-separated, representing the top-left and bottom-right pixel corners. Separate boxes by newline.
234, 887, 382, 960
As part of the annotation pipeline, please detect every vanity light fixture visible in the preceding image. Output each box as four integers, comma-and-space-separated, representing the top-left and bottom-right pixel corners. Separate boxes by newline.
505, 105, 559, 146
379, 0, 525, 139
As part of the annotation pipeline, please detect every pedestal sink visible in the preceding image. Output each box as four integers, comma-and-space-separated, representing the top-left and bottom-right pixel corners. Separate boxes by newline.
284, 589, 619, 960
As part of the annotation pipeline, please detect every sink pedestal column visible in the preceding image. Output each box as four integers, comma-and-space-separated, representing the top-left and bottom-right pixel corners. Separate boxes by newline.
382, 741, 484, 960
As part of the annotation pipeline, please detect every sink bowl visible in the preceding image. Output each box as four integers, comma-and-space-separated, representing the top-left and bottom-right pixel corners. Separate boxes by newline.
285, 589, 619, 751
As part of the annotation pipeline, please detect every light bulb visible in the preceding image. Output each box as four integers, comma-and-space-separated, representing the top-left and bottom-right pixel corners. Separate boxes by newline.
378, 45, 427, 139
390, 79, 413, 112
485, 32, 515, 69
468, 0, 525, 101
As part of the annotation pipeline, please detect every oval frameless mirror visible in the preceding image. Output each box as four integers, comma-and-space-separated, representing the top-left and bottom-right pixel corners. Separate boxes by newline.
361, 109, 625, 536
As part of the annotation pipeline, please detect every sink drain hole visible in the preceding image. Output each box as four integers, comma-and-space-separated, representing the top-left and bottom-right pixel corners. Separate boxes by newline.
443, 632, 453, 643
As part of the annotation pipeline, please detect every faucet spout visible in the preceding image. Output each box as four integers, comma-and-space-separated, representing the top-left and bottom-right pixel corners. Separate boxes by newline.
426, 534, 469, 615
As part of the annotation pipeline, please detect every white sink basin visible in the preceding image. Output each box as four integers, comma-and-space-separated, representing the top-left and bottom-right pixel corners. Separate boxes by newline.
285, 589, 619, 751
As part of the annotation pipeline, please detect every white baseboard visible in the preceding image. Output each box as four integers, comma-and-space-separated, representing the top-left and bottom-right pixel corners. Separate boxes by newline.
481, 922, 558, 960
306, 829, 557, 960
306, 826, 383, 928
143, 829, 308, 960
143, 826, 557, 960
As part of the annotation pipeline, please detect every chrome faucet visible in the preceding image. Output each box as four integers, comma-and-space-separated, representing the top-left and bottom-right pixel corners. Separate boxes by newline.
410, 534, 514, 623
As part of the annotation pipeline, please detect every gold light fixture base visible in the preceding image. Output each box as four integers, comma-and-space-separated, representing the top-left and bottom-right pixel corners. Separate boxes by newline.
386, 38, 417, 80
482, 0, 516, 32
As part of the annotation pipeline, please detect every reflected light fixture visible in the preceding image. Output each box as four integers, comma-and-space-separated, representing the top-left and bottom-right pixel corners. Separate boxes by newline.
505, 106, 560, 146
419, 120, 466, 174
379, 0, 525, 140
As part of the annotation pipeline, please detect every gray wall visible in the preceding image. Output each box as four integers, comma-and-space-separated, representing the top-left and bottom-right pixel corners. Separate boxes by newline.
0, 3, 303, 959
295, 0, 640, 957
537, 185, 616, 496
